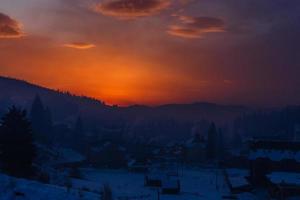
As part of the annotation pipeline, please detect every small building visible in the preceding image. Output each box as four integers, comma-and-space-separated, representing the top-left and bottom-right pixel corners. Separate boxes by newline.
224, 168, 252, 194
161, 178, 180, 195
144, 172, 164, 187
248, 140, 300, 186
267, 172, 300, 199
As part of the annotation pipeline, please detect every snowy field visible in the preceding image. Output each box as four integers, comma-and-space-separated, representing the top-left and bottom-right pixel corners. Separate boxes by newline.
70, 168, 253, 200
0, 168, 258, 200
0, 173, 100, 200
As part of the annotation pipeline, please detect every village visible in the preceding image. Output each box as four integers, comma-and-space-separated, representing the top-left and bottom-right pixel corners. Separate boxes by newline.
63, 124, 300, 200
57, 138, 300, 200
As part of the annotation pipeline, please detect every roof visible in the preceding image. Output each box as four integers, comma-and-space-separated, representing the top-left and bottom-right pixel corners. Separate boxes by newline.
226, 169, 250, 188
249, 149, 300, 162
267, 172, 300, 186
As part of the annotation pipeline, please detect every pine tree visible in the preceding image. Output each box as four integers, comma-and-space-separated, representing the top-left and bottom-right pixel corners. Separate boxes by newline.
206, 122, 218, 160
30, 95, 45, 134
217, 128, 225, 159
0, 106, 36, 177
30, 95, 53, 143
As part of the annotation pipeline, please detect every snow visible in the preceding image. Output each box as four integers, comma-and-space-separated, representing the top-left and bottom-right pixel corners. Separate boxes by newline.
226, 168, 250, 188
267, 172, 300, 186
0, 167, 264, 200
236, 192, 257, 200
73, 168, 232, 200
0, 173, 99, 200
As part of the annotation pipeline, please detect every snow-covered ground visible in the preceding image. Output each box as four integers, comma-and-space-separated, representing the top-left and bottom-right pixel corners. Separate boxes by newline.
70, 168, 250, 200
0, 173, 99, 200
0, 167, 263, 200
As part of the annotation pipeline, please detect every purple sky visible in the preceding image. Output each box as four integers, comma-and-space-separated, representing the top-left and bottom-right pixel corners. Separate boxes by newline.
0, 0, 299, 106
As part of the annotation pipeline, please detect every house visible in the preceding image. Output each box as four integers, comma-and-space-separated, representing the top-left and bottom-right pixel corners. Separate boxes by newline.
144, 172, 164, 187
248, 140, 300, 198
224, 168, 252, 194
267, 172, 300, 199
249, 140, 300, 183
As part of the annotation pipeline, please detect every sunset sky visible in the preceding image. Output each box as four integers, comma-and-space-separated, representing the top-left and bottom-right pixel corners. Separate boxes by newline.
0, 0, 299, 106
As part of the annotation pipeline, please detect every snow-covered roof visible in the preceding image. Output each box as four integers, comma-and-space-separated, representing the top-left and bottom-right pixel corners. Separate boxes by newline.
249, 149, 300, 162
226, 168, 249, 188
267, 172, 300, 186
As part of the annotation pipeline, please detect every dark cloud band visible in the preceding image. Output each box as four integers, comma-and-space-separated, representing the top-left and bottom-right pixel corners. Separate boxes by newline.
93, 0, 171, 19
168, 16, 225, 39
0, 13, 24, 39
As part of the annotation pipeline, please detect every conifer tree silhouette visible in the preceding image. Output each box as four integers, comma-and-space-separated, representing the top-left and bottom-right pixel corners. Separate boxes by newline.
0, 106, 36, 177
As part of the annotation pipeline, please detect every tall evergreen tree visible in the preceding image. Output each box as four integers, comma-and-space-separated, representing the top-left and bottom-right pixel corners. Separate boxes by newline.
30, 95, 53, 143
30, 95, 45, 134
0, 106, 36, 177
232, 131, 242, 149
206, 122, 218, 160
217, 128, 225, 159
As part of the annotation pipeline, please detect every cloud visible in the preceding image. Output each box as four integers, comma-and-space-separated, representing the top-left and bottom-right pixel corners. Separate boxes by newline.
63, 42, 96, 49
0, 13, 24, 39
93, 0, 171, 19
167, 16, 225, 39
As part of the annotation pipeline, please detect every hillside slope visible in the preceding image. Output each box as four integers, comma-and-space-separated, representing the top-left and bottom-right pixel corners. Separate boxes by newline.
0, 76, 250, 125
0, 76, 109, 122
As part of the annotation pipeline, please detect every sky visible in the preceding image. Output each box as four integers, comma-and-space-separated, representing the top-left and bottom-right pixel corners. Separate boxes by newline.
0, 0, 299, 106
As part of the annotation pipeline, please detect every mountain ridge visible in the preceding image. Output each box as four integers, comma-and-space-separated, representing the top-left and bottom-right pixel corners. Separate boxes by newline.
0, 75, 251, 124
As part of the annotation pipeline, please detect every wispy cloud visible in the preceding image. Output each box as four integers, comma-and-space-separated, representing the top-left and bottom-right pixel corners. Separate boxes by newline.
63, 42, 96, 50
0, 13, 24, 39
93, 0, 171, 19
167, 16, 225, 39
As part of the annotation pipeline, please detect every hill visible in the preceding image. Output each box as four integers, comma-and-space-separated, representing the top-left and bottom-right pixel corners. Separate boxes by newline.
0, 76, 109, 123
0, 76, 250, 126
